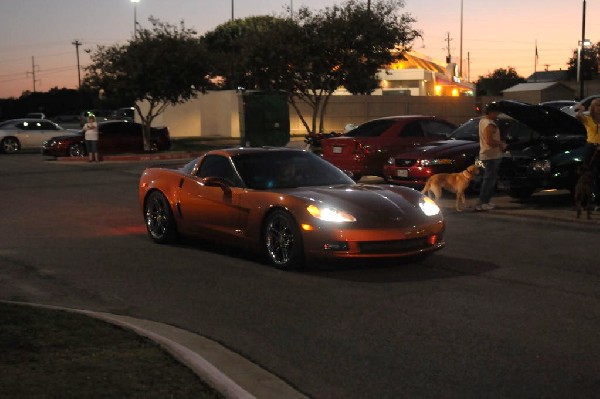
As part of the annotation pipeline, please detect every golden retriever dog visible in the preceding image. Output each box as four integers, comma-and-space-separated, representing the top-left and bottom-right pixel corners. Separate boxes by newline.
574, 166, 594, 219
421, 164, 480, 211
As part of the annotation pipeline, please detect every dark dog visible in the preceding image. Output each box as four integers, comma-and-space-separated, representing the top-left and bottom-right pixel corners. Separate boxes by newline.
574, 166, 594, 219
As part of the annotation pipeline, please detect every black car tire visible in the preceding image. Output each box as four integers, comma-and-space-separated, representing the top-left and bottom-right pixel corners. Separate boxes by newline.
144, 191, 178, 244
1, 137, 20, 154
263, 209, 304, 270
68, 142, 86, 157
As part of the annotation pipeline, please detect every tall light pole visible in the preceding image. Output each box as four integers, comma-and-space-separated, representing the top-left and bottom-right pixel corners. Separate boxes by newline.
231, 0, 234, 21
131, 0, 140, 39
459, 0, 463, 78
578, 0, 587, 99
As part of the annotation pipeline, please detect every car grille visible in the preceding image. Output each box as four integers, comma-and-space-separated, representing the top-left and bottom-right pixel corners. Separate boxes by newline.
394, 159, 417, 167
358, 237, 431, 254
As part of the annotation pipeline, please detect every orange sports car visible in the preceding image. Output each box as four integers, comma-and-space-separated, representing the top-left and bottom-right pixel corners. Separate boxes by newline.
139, 147, 445, 270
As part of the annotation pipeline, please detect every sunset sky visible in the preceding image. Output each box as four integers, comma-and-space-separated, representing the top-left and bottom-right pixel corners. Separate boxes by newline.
0, 0, 598, 99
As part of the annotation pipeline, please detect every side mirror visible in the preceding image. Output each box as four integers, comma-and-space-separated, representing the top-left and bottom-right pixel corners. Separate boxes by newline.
202, 176, 232, 197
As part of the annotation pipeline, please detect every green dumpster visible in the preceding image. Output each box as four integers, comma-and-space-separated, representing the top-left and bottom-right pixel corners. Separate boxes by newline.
242, 91, 290, 147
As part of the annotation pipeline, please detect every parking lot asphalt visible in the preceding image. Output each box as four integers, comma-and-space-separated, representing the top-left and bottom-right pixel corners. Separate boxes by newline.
29, 140, 600, 397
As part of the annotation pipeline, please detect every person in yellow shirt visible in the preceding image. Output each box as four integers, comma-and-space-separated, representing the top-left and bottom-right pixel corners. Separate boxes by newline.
576, 97, 600, 204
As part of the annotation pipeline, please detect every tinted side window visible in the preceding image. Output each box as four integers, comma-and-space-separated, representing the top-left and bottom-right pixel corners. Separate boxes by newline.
450, 119, 479, 140
120, 123, 140, 137
197, 155, 241, 186
100, 123, 119, 136
421, 120, 455, 138
40, 121, 58, 130
100, 123, 138, 136
505, 121, 540, 144
27, 121, 45, 130
345, 120, 396, 138
400, 121, 424, 137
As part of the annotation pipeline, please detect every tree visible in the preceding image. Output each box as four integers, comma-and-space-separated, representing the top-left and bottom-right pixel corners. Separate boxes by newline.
204, 0, 420, 134
566, 41, 599, 81
84, 18, 212, 149
475, 67, 526, 96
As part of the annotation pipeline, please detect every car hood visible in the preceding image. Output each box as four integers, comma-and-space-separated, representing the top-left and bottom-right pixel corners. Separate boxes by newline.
280, 184, 440, 226
494, 100, 586, 137
390, 139, 478, 158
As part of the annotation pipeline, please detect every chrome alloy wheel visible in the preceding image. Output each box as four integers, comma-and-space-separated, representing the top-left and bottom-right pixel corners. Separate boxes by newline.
144, 191, 177, 243
264, 210, 303, 270
1, 137, 20, 153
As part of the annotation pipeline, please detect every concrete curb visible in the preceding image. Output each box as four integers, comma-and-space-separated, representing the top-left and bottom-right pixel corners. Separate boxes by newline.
2, 301, 307, 399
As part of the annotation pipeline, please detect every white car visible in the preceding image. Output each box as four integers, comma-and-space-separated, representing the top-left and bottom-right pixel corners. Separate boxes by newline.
0, 118, 78, 154
562, 94, 600, 116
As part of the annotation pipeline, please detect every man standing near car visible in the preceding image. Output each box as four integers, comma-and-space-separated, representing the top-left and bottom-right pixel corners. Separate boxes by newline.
476, 103, 507, 211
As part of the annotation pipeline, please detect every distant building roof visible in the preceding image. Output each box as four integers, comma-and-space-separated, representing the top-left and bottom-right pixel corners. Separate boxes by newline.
386, 51, 446, 74
526, 70, 569, 83
502, 82, 571, 93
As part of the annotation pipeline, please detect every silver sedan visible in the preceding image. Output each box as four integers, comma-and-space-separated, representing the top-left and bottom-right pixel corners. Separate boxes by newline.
0, 118, 77, 154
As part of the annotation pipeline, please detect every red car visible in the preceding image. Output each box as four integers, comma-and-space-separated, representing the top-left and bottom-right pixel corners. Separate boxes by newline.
382, 114, 543, 189
320, 116, 456, 180
42, 121, 171, 157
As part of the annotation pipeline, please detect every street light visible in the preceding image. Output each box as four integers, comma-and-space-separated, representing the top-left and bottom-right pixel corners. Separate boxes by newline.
459, 0, 463, 78
131, 0, 140, 39
578, 0, 587, 99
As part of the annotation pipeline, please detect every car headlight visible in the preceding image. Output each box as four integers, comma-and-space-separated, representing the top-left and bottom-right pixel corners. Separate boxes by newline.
531, 160, 551, 173
387, 157, 395, 165
419, 196, 441, 216
419, 158, 453, 167
307, 205, 356, 222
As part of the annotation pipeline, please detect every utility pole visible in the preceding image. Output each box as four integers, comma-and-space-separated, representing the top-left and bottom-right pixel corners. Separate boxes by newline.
444, 32, 453, 63
26, 56, 40, 93
467, 52, 471, 82
72, 40, 82, 89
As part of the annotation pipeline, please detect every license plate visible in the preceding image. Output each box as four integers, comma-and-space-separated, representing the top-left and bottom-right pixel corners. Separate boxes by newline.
396, 169, 408, 177
332, 146, 342, 154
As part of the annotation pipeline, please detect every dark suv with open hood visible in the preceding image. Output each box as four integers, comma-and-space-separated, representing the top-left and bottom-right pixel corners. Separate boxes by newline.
494, 100, 587, 198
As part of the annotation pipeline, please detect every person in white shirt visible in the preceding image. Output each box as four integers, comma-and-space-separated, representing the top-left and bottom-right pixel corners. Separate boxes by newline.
83, 115, 100, 162
476, 103, 507, 211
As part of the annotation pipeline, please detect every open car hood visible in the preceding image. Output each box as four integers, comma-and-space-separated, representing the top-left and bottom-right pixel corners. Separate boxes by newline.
494, 100, 586, 137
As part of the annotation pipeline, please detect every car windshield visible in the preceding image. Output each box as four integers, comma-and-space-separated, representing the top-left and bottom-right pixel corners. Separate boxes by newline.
449, 119, 479, 140
233, 151, 355, 189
